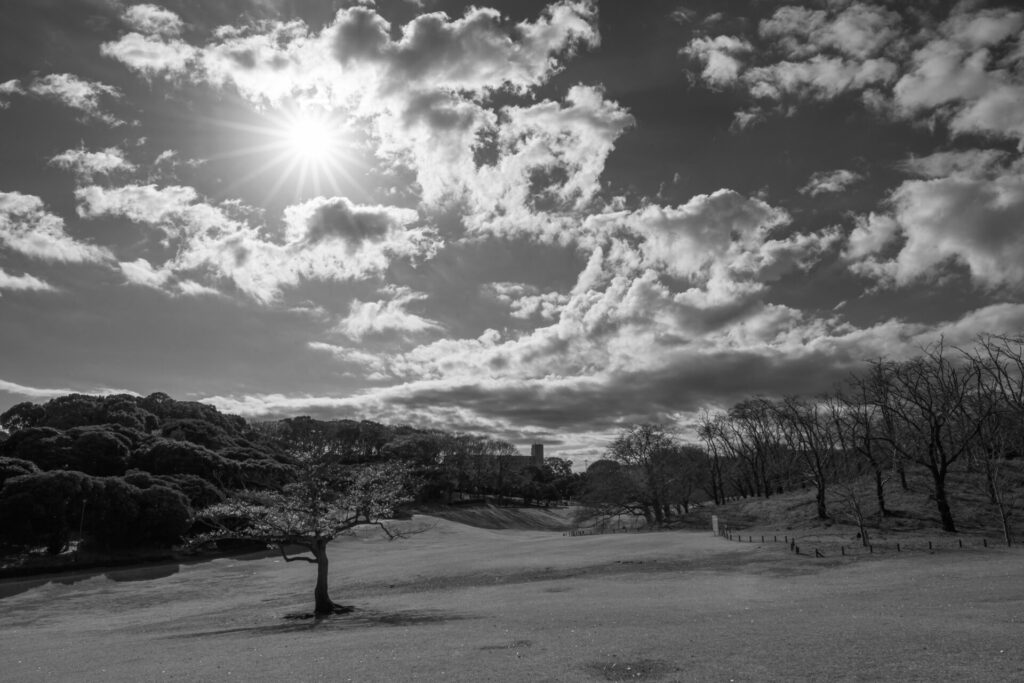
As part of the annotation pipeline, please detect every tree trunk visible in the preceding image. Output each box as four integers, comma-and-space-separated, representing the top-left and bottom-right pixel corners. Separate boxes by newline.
651, 503, 664, 527
874, 469, 889, 517
898, 466, 908, 491
931, 470, 957, 533
313, 539, 336, 616
815, 484, 828, 520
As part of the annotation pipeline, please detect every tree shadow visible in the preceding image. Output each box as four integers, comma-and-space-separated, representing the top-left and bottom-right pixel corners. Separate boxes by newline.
176, 607, 475, 638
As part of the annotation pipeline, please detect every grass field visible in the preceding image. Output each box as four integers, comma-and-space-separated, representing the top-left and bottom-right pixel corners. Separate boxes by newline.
2, 511, 1023, 682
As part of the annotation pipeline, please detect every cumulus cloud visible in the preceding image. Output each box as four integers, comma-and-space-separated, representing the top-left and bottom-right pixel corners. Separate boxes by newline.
0, 267, 54, 293
100, 2, 615, 224
490, 283, 569, 320
681, 35, 752, 87
77, 185, 436, 302
0, 191, 113, 263
758, 3, 903, 61
844, 163, 1024, 289
891, 5, 1024, 145
282, 195, 418, 246
0, 79, 25, 108
123, 3, 184, 36
338, 1, 599, 94
27, 73, 123, 125
684, 3, 1024, 147
799, 168, 863, 196
101, 32, 197, 76
50, 147, 135, 181
333, 287, 442, 339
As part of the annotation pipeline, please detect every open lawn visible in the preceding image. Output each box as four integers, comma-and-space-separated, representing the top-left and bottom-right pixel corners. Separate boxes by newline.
2, 515, 1023, 682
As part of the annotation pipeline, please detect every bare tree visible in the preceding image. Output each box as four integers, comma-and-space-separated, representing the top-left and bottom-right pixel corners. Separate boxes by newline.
866, 342, 990, 532
828, 380, 894, 519
774, 396, 838, 520
966, 335, 1024, 545
606, 423, 686, 526
195, 435, 414, 615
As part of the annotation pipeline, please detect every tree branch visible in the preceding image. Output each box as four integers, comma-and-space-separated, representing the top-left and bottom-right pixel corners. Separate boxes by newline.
279, 544, 316, 563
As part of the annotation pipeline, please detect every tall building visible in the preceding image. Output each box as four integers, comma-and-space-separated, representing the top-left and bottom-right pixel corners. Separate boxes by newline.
530, 443, 544, 465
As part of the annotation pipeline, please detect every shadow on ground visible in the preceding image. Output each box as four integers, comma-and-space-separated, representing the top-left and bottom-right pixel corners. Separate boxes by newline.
174, 608, 476, 638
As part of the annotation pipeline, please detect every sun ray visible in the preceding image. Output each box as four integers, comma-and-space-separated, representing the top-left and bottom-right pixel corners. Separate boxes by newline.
195, 105, 367, 207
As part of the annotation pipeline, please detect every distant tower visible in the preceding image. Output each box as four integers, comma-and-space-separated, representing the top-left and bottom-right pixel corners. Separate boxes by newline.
530, 443, 544, 465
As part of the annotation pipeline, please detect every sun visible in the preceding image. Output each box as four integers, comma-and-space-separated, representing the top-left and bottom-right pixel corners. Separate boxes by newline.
282, 111, 336, 164
207, 106, 364, 202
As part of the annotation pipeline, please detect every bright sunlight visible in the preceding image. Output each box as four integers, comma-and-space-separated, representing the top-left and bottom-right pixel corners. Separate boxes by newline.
282, 111, 336, 164
208, 106, 363, 202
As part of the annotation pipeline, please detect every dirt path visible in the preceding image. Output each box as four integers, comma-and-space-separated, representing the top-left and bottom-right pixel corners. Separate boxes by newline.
2, 519, 1022, 681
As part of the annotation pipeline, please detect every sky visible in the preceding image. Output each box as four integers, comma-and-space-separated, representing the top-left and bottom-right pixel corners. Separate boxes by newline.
2, 0, 1024, 466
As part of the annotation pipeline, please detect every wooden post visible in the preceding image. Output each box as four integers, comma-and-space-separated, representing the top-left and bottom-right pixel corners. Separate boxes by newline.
841, 546, 845, 556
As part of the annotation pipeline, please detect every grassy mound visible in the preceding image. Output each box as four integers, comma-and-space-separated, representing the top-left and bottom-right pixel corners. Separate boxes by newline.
417, 502, 577, 531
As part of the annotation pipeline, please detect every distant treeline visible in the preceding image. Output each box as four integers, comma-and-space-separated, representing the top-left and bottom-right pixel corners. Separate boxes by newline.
0, 393, 577, 557
580, 336, 1024, 546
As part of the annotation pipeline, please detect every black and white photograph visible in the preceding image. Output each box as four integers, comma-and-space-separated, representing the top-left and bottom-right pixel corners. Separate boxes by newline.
1, 0, 1023, 679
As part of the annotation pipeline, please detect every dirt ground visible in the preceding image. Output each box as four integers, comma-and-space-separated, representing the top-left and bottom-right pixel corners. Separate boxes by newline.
2, 518, 1022, 682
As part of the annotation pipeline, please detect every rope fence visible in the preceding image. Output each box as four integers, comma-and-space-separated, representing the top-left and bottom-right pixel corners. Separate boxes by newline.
712, 515, 994, 558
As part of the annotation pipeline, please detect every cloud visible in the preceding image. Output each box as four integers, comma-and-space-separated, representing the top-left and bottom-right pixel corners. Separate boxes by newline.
210, 301, 1024, 457
0, 191, 113, 263
100, 2, 609, 217
27, 73, 123, 125
333, 287, 442, 339
0, 79, 25, 108
50, 146, 135, 181
622, 189, 794, 281
844, 162, 1024, 289
682, 3, 1024, 147
799, 168, 863, 196
336, 1, 599, 94
0, 379, 137, 401
122, 3, 184, 36
463, 85, 634, 240
743, 55, 899, 101
77, 185, 436, 302
489, 283, 569, 320
0, 267, 54, 293
282, 195, 418, 246
681, 35, 752, 87
101, 32, 197, 76
76, 184, 204, 229
898, 148, 1009, 179
758, 3, 903, 61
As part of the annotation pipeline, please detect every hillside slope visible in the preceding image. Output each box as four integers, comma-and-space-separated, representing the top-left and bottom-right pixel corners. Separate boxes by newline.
419, 503, 577, 531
